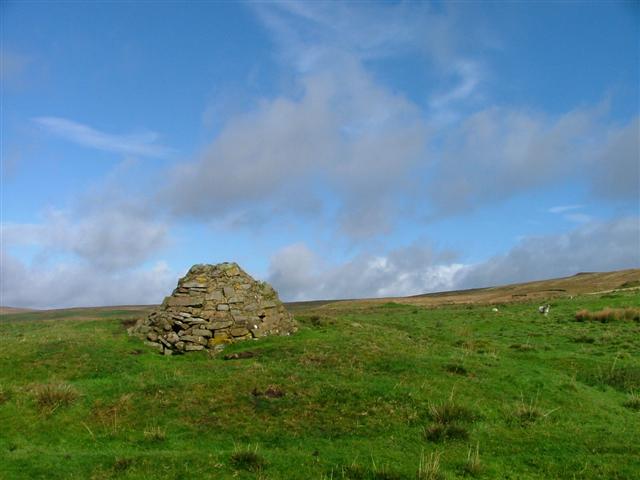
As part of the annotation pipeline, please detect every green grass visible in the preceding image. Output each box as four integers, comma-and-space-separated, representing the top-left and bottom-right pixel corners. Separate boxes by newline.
0, 290, 639, 478
229, 445, 267, 472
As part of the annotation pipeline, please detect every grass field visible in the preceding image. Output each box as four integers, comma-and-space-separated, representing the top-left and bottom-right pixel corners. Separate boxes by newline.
1, 286, 639, 479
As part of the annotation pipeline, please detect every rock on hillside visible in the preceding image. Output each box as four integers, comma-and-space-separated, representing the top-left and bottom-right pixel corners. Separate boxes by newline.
129, 263, 297, 355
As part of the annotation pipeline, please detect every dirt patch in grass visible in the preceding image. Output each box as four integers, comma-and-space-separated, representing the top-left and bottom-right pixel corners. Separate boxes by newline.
510, 343, 536, 352
443, 363, 468, 375
252, 385, 285, 398
572, 335, 596, 344
224, 351, 256, 360
120, 317, 139, 329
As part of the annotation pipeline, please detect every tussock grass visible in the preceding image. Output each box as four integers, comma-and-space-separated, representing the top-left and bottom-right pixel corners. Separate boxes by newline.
0, 385, 11, 404
579, 358, 640, 392
92, 393, 133, 435
428, 399, 477, 425
113, 458, 133, 472
513, 402, 542, 424
32, 383, 78, 412
143, 425, 166, 442
230, 444, 267, 472
455, 338, 497, 356
623, 391, 640, 411
337, 461, 406, 480
417, 451, 442, 480
464, 443, 482, 476
425, 397, 477, 443
512, 394, 558, 426
301, 314, 336, 328
575, 307, 640, 323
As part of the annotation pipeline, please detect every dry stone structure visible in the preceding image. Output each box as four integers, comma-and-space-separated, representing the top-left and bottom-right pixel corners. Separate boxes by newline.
129, 262, 297, 355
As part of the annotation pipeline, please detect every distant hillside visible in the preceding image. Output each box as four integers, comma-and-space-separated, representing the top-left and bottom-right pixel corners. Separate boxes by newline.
402, 268, 640, 306
0, 306, 37, 315
2, 268, 638, 315
304, 268, 640, 311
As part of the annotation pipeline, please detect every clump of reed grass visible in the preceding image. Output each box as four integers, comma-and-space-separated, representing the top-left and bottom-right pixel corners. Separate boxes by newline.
464, 443, 482, 476
417, 451, 442, 480
0, 385, 11, 404
33, 383, 78, 413
338, 459, 405, 480
575, 308, 640, 323
143, 425, 166, 442
424, 394, 478, 443
230, 444, 267, 472
512, 393, 559, 426
623, 391, 640, 411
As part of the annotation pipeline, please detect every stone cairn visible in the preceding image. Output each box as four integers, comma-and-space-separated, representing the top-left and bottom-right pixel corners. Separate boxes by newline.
129, 262, 297, 355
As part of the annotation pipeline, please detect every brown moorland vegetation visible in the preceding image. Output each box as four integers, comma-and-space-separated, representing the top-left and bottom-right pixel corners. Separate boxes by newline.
575, 307, 640, 323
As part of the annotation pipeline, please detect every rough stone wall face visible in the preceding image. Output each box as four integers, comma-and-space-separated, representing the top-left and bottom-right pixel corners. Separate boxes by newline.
129, 263, 297, 355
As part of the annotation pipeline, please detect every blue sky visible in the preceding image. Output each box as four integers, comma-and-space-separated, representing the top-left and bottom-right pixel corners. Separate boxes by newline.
2, 1, 639, 308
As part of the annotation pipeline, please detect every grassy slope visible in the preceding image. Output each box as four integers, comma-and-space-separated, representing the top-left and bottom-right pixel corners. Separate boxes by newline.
0, 289, 639, 478
0, 307, 37, 315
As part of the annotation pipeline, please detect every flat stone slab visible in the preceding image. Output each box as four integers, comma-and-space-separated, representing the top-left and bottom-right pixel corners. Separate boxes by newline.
166, 296, 204, 307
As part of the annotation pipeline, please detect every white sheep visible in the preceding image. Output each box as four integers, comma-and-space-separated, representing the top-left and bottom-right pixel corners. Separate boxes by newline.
538, 304, 550, 316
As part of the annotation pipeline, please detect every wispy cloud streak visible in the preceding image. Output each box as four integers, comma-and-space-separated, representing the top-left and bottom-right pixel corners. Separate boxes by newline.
548, 205, 584, 214
34, 117, 172, 157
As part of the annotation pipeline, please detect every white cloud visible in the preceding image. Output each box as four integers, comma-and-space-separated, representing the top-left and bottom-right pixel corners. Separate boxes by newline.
267, 217, 639, 301
427, 106, 639, 216
252, 1, 488, 124
253, 0, 425, 69
33, 117, 172, 157
548, 205, 592, 224
267, 242, 463, 301
3, 204, 168, 271
0, 251, 176, 309
548, 205, 584, 214
429, 60, 482, 111
1, 182, 173, 308
455, 217, 640, 289
590, 117, 640, 201
163, 62, 429, 238
251, 1, 491, 70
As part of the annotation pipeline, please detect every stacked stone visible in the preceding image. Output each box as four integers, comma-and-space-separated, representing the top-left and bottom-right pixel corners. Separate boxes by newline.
129, 262, 297, 355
